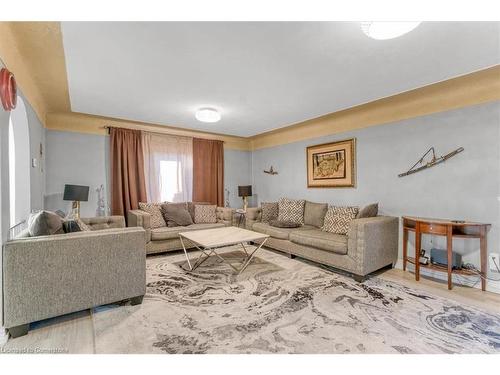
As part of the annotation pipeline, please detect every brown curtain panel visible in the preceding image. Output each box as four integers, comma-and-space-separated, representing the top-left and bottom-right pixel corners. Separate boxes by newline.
110, 128, 147, 216
192, 138, 224, 206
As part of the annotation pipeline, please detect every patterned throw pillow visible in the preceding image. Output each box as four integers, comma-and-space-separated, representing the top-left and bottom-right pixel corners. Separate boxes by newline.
277, 197, 305, 225
139, 202, 167, 229
261, 202, 278, 223
194, 204, 217, 224
322, 205, 359, 235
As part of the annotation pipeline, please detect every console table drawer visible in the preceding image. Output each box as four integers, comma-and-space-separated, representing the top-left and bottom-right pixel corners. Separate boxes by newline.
418, 222, 448, 235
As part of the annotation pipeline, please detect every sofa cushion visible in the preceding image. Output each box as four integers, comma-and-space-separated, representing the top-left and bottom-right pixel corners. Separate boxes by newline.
161, 203, 193, 227
27, 210, 65, 237
150, 223, 224, 241
303, 201, 328, 227
194, 204, 217, 224
357, 203, 379, 218
277, 197, 305, 224
139, 202, 166, 228
322, 205, 359, 235
261, 202, 278, 223
268, 219, 301, 228
252, 222, 314, 240
289, 229, 348, 255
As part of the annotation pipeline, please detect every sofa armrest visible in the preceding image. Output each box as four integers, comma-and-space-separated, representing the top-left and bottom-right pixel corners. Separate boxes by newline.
246, 207, 261, 221
3, 227, 146, 328
128, 209, 151, 229
216, 207, 235, 226
347, 216, 399, 276
81, 215, 125, 230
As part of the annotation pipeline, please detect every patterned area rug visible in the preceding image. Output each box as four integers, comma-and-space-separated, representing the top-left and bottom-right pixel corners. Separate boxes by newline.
92, 246, 500, 354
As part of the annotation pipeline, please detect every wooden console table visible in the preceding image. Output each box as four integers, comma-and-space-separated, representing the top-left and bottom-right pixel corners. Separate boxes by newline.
402, 216, 490, 291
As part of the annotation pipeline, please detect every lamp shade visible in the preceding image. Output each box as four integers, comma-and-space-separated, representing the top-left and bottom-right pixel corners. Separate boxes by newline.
63, 184, 89, 202
238, 185, 252, 197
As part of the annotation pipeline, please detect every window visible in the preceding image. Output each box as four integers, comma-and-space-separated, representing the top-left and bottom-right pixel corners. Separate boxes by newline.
8, 96, 31, 227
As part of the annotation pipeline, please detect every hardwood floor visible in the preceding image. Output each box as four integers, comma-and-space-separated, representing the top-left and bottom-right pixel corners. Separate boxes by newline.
2, 266, 499, 354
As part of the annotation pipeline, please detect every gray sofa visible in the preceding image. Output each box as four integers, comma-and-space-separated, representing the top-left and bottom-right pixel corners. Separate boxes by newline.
128, 205, 234, 255
245, 204, 398, 281
2, 216, 146, 338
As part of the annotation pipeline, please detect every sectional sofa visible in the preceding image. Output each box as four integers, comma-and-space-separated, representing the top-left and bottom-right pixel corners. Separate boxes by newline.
245, 202, 399, 281
128, 204, 234, 254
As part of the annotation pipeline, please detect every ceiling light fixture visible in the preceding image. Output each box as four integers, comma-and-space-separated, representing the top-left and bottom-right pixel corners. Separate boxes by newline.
195, 107, 221, 123
361, 21, 421, 40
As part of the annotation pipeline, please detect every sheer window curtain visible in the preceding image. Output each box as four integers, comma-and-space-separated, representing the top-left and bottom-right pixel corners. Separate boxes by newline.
142, 132, 193, 203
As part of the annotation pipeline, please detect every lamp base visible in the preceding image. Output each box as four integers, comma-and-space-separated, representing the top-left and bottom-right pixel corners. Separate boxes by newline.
242, 196, 248, 212
72, 201, 81, 218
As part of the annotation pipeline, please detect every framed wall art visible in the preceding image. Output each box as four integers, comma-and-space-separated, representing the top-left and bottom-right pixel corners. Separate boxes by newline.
306, 138, 356, 188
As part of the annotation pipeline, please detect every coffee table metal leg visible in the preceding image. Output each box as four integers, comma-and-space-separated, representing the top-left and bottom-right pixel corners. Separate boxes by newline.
237, 238, 268, 275
180, 235, 193, 271
240, 242, 249, 256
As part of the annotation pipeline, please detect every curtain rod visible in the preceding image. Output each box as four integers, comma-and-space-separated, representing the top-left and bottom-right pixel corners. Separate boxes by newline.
102, 125, 225, 142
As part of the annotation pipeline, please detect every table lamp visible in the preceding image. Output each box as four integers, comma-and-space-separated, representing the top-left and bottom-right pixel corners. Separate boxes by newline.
63, 184, 89, 218
238, 185, 252, 212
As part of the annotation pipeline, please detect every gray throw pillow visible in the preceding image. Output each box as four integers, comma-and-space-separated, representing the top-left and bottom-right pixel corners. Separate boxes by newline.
269, 219, 301, 228
161, 203, 193, 227
357, 203, 379, 218
261, 202, 278, 223
28, 210, 65, 237
304, 201, 328, 227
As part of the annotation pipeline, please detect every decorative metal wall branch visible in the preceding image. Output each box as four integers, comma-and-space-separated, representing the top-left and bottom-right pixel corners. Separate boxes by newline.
264, 166, 278, 175
398, 146, 464, 177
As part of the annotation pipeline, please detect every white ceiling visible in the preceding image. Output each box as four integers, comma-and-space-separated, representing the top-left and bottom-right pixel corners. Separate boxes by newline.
61, 22, 500, 137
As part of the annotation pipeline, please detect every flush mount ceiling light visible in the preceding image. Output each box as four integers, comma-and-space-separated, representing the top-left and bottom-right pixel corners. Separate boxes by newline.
361, 21, 421, 40
195, 107, 221, 123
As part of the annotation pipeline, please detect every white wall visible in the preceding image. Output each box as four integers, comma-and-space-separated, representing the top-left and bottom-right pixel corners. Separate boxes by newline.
9, 97, 31, 225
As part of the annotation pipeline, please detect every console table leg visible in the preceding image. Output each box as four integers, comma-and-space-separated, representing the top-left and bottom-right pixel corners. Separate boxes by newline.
415, 223, 420, 281
403, 228, 408, 271
447, 225, 453, 290
480, 227, 487, 292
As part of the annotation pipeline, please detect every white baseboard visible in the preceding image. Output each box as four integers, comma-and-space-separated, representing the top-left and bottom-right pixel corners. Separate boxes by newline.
394, 258, 500, 295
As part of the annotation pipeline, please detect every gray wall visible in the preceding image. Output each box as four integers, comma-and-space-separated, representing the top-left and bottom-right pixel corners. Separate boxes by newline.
251, 102, 500, 272
224, 149, 253, 208
45, 130, 110, 218
44, 130, 253, 215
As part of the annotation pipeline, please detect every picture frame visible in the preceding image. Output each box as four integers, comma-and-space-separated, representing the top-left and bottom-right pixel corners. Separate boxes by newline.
306, 138, 356, 188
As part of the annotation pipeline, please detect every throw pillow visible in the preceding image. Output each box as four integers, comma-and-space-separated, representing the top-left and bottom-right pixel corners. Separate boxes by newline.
357, 203, 379, 218
63, 220, 81, 233
188, 201, 211, 221
139, 202, 166, 228
194, 204, 217, 224
261, 202, 278, 223
268, 219, 301, 228
277, 197, 305, 225
27, 210, 65, 237
303, 201, 328, 227
161, 203, 193, 227
322, 205, 359, 235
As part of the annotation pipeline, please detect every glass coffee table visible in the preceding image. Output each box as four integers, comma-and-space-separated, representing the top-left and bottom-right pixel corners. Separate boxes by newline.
179, 226, 269, 275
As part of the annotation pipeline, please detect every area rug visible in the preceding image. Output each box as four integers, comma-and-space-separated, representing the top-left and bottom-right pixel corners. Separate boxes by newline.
92, 246, 500, 354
